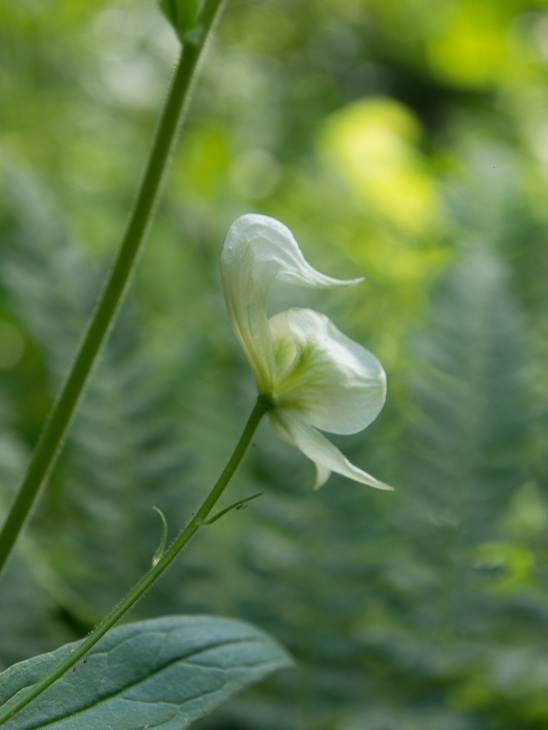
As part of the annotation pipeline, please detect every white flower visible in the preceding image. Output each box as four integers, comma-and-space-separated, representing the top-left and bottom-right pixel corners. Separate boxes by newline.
221, 214, 390, 490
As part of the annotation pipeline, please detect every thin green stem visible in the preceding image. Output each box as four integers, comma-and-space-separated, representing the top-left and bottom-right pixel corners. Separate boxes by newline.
0, 0, 227, 575
0, 395, 270, 725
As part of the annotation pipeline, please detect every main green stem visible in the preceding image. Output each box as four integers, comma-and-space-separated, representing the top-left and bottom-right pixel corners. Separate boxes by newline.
0, 0, 227, 575
0, 395, 270, 725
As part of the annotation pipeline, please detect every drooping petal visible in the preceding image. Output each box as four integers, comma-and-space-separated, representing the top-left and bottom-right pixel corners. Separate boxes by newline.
221, 214, 363, 393
269, 308, 386, 435
270, 409, 392, 490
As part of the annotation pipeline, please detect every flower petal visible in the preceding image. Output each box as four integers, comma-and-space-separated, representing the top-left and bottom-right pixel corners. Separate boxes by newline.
270, 410, 392, 490
221, 215, 363, 393
269, 308, 386, 435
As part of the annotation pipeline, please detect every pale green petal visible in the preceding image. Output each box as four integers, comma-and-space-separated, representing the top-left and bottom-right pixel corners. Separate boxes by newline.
221, 215, 363, 393
313, 463, 332, 491
269, 308, 386, 435
270, 410, 392, 490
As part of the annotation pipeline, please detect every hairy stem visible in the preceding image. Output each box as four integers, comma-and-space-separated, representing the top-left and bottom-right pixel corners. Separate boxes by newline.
0, 0, 227, 575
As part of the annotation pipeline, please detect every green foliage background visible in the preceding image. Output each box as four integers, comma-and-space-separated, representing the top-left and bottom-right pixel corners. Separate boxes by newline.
2, 0, 548, 728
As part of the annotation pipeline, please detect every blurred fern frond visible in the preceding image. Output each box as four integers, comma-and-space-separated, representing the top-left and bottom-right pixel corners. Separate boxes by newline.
0, 167, 197, 662
198, 244, 541, 730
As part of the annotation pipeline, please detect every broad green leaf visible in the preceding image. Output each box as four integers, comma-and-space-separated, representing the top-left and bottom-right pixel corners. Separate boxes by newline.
0, 616, 292, 729
160, 0, 199, 41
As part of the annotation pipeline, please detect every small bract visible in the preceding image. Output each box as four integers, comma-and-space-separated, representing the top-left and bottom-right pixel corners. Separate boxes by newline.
221, 214, 390, 490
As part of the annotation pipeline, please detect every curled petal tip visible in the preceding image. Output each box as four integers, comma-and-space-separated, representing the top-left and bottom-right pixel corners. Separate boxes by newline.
313, 463, 331, 490
271, 410, 390, 490
344, 275, 366, 286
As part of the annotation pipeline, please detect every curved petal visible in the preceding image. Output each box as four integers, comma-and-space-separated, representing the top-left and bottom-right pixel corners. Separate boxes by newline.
270, 410, 392, 490
221, 215, 363, 392
269, 308, 386, 435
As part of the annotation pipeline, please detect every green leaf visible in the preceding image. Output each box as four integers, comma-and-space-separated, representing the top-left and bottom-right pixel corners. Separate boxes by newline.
160, 0, 199, 40
0, 616, 292, 729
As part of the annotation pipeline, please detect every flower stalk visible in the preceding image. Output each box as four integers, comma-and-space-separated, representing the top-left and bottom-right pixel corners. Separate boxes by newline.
0, 394, 269, 725
0, 0, 227, 575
